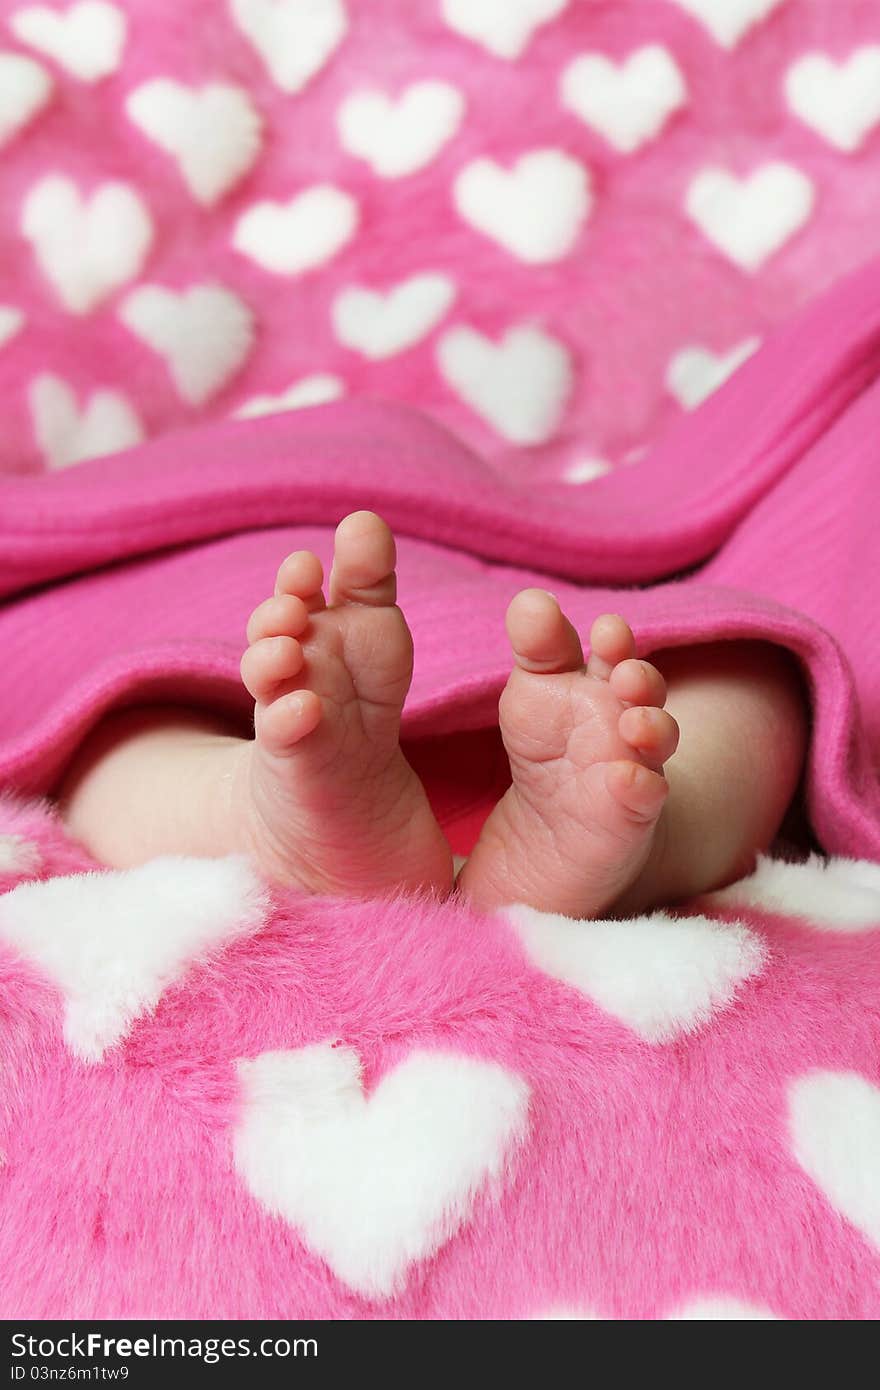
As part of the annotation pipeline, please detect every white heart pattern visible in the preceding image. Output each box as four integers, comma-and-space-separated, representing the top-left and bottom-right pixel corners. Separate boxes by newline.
0, 856, 267, 1061
506, 904, 766, 1043
235, 373, 345, 418
441, 0, 568, 60
233, 185, 358, 276
230, 0, 347, 94
0, 51, 53, 146
21, 175, 153, 314
669, 0, 785, 50
708, 853, 880, 932
437, 324, 572, 444
789, 1070, 880, 1252
234, 1042, 529, 1297
786, 49, 880, 153
120, 284, 255, 405
333, 274, 455, 358
0, 306, 25, 350
668, 1298, 779, 1319
666, 337, 760, 410
29, 372, 144, 468
560, 46, 687, 153
10, 1, 126, 82
685, 163, 814, 271
454, 149, 590, 263
126, 80, 262, 206
337, 81, 464, 178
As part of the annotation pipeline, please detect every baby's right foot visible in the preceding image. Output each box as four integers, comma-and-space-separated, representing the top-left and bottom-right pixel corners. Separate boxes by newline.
233, 512, 453, 899
459, 595, 679, 918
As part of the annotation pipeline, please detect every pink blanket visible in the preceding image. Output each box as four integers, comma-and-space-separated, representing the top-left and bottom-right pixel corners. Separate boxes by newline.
0, 254, 879, 1321
1, 253, 880, 857
1, 0, 880, 1324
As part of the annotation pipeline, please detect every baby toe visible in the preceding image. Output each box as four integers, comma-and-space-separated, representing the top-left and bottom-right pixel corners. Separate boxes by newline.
506, 589, 584, 673
609, 657, 667, 708
587, 614, 636, 679
240, 635, 304, 700
329, 511, 397, 606
275, 550, 326, 609
618, 705, 680, 765
604, 760, 669, 823
246, 593, 311, 644
256, 689, 323, 752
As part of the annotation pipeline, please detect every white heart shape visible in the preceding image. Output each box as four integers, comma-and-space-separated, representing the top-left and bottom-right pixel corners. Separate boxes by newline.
668, 1298, 778, 1319
0, 51, 52, 146
666, 337, 760, 409
234, 1043, 529, 1297
707, 853, 880, 932
10, 1, 126, 82
233, 185, 358, 276
790, 1070, 880, 1251
437, 324, 572, 444
669, 0, 784, 49
560, 46, 687, 153
685, 163, 814, 271
0, 306, 25, 349
29, 372, 144, 468
120, 284, 254, 405
21, 175, 153, 315
786, 49, 880, 153
337, 80, 464, 178
126, 80, 262, 206
333, 274, 455, 359
454, 149, 590, 263
230, 0, 347, 93
506, 905, 766, 1043
441, 0, 568, 60
235, 373, 345, 418
0, 856, 267, 1061
0, 834, 41, 877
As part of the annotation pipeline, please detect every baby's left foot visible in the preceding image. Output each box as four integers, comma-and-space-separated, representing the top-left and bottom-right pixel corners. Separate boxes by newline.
459, 594, 679, 917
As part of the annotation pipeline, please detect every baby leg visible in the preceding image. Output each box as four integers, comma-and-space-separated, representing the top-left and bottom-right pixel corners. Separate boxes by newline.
611, 639, 808, 914
459, 595, 808, 918
57, 513, 453, 898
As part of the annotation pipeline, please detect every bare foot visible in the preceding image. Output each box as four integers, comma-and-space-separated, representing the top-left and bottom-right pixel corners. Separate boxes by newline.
458, 593, 679, 917
234, 511, 453, 898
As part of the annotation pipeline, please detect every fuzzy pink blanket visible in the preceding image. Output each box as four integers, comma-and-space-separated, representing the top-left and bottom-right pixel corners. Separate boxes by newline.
0, 255, 879, 1319
1, 0, 880, 1322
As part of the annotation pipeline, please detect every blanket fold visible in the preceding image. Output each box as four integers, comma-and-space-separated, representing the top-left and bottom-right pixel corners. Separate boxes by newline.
1, 258, 879, 858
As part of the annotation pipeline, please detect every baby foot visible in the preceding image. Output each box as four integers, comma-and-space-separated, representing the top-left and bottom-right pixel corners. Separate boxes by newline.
234, 512, 453, 898
458, 592, 679, 917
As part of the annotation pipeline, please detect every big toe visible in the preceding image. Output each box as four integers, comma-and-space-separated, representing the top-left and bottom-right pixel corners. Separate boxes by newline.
506, 589, 584, 674
329, 511, 397, 606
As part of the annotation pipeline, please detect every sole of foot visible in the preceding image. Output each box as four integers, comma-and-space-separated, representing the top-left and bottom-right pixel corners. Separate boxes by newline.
234, 511, 454, 898
458, 593, 679, 917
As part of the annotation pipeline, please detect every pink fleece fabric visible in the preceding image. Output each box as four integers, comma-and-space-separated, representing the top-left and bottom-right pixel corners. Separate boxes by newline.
1, 794, 880, 1320
1, 0, 880, 1323
1, 255, 880, 860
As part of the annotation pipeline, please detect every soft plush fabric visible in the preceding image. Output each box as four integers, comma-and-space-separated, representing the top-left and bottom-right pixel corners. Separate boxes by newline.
1, 255, 880, 859
2, 0, 880, 1321
3, 0, 880, 482
1, 797, 879, 1319
0, 255, 879, 1318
